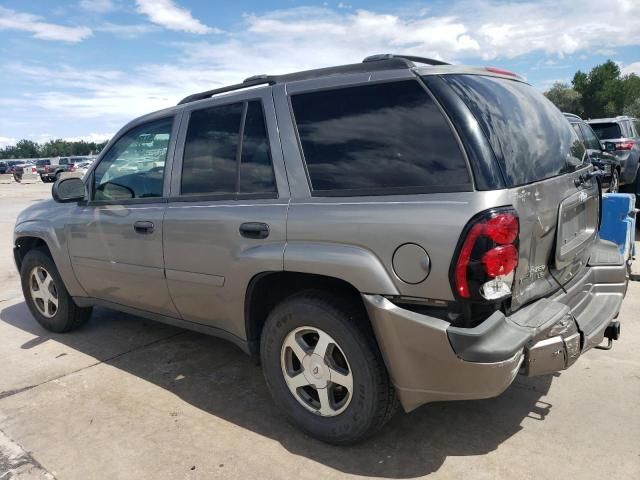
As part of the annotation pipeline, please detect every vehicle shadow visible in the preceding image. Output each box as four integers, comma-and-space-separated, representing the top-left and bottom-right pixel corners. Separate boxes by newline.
0, 301, 554, 478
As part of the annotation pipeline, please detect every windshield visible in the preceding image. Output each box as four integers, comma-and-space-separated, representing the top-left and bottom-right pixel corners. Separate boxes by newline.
442, 74, 585, 187
589, 122, 622, 140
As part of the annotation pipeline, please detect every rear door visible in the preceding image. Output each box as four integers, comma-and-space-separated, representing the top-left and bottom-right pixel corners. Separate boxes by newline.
163, 88, 289, 339
444, 74, 597, 309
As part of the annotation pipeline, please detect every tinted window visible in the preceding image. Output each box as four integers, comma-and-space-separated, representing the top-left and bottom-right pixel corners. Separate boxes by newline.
579, 124, 602, 150
36, 159, 50, 166
93, 117, 173, 201
181, 101, 276, 196
240, 101, 276, 193
590, 122, 622, 140
291, 80, 469, 194
445, 75, 585, 187
182, 103, 243, 195
633, 120, 640, 137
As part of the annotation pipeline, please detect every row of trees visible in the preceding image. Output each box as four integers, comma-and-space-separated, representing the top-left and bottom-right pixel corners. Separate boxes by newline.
0, 138, 109, 160
545, 60, 640, 118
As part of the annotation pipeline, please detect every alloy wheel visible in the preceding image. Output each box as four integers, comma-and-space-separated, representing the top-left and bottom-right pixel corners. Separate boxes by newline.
280, 326, 353, 417
29, 266, 58, 318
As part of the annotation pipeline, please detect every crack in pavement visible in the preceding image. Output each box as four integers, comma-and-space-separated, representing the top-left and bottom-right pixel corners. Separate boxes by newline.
0, 330, 187, 402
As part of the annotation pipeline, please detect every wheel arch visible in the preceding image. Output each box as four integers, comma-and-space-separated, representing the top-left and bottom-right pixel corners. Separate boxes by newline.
244, 271, 368, 357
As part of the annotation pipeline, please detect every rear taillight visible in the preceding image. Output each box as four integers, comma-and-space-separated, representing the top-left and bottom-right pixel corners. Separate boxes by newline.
615, 141, 634, 151
451, 208, 519, 301
69, 164, 76, 172
44, 166, 49, 172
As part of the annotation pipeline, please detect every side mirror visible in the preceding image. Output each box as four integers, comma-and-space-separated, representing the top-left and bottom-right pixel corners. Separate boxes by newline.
52, 176, 85, 203
603, 141, 616, 153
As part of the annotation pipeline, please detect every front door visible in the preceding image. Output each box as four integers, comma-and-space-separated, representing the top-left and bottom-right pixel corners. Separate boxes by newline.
68, 114, 180, 316
163, 89, 289, 339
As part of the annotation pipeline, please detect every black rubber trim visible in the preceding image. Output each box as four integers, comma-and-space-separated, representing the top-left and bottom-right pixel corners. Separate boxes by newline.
447, 311, 532, 363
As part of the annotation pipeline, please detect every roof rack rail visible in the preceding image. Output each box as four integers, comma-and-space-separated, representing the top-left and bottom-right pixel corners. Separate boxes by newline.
363, 53, 450, 66
563, 112, 581, 119
177, 76, 276, 105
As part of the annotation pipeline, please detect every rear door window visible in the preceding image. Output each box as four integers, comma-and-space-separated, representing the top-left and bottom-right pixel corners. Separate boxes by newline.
180, 100, 277, 197
590, 122, 622, 140
579, 124, 602, 150
444, 75, 585, 187
290, 80, 470, 195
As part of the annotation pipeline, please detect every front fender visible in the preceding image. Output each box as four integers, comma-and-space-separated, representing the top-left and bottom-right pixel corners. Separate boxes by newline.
14, 220, 87, 297
283, 242, 399, 295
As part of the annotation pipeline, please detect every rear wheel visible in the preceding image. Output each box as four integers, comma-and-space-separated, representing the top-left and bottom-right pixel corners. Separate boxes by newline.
20, 248, 92, 333
260, 291, 397, 444
609, 168, 620, 193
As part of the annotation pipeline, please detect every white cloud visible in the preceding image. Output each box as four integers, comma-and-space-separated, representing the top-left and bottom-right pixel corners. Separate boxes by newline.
95, 22, 157, 38
134, 0, 218, 34
0, 136, 17, 148
0, 6, 92, 42
79, 0, 116, 13
3, 1, 640, 141
621, 62, 640, 76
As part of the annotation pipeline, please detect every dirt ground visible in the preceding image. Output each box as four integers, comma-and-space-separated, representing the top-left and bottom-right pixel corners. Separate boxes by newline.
0, 180, 639, 480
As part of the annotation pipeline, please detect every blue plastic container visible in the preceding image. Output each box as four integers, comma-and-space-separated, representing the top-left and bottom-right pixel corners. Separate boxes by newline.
599, 193, 637, 260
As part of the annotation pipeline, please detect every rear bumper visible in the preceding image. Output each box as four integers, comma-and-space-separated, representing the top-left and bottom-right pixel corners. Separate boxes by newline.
363, 242, 627, 412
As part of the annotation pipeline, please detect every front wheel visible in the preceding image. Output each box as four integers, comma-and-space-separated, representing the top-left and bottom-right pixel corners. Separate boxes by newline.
260, 292, 397, 444
20, 248, 92, 333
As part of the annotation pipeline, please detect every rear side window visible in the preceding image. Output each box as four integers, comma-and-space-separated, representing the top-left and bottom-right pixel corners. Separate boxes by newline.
444, 75, 585, 187
590, 122, 622, 140
579, 123, 602, 151
290, 80, 470, 195
182, 103, 243, 195
181, 100, 276, 196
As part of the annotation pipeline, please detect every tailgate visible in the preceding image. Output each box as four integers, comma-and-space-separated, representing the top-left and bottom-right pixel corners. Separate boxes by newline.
509, 167, 599, 309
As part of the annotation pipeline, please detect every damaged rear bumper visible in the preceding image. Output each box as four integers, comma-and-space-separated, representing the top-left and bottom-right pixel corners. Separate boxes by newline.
363, 242, 627, 412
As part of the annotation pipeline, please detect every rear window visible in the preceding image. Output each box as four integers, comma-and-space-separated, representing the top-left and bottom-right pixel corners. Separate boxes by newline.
36, 159, 50, 166
290, 80, 470, 195
589, 122, 622, 140
444, 75, 585, 187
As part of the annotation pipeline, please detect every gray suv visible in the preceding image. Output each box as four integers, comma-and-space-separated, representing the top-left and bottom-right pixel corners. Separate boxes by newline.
13, 55, 627, 444
588, 116, 640, 189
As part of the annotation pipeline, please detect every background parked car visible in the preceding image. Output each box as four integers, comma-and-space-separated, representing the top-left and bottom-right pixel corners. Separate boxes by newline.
565, 113, 621, 192
587, 116, 640, 189
0, 161, 7, 174
37, 157, 84, 182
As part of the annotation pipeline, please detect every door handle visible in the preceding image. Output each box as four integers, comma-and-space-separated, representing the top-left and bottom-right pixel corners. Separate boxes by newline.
134, 221, 154, 234
239, 222, 269, 239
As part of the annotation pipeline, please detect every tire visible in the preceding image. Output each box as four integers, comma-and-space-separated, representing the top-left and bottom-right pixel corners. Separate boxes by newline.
260, 291, 398, 444
608, 169, 620, 193
20, 248, 92, 333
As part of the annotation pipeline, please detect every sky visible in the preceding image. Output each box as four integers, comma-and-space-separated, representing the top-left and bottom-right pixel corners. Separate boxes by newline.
1, 0, 639, 148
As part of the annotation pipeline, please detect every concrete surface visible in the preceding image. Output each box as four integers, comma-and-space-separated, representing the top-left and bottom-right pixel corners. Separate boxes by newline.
0, 180, 639, 480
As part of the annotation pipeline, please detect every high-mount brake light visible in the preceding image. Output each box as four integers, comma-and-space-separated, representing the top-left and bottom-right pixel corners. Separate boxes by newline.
452, 208, 520, 301
485, 67, 518, 78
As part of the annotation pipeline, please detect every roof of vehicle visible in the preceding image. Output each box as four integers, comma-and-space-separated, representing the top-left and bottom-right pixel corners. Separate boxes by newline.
178, 54, 527, 105
563, 113, 583, 122
587, 116, 637, 124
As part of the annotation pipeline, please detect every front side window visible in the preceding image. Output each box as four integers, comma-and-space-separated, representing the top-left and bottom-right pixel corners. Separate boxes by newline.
181, 100, 276, 196
290, 80, 470, 194
93, 117, 173, 201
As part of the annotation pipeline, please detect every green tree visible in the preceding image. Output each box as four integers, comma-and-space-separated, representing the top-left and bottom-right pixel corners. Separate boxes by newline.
624, 98, 640, 118
572, 60, 622, 117
544, 82, 583, 115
